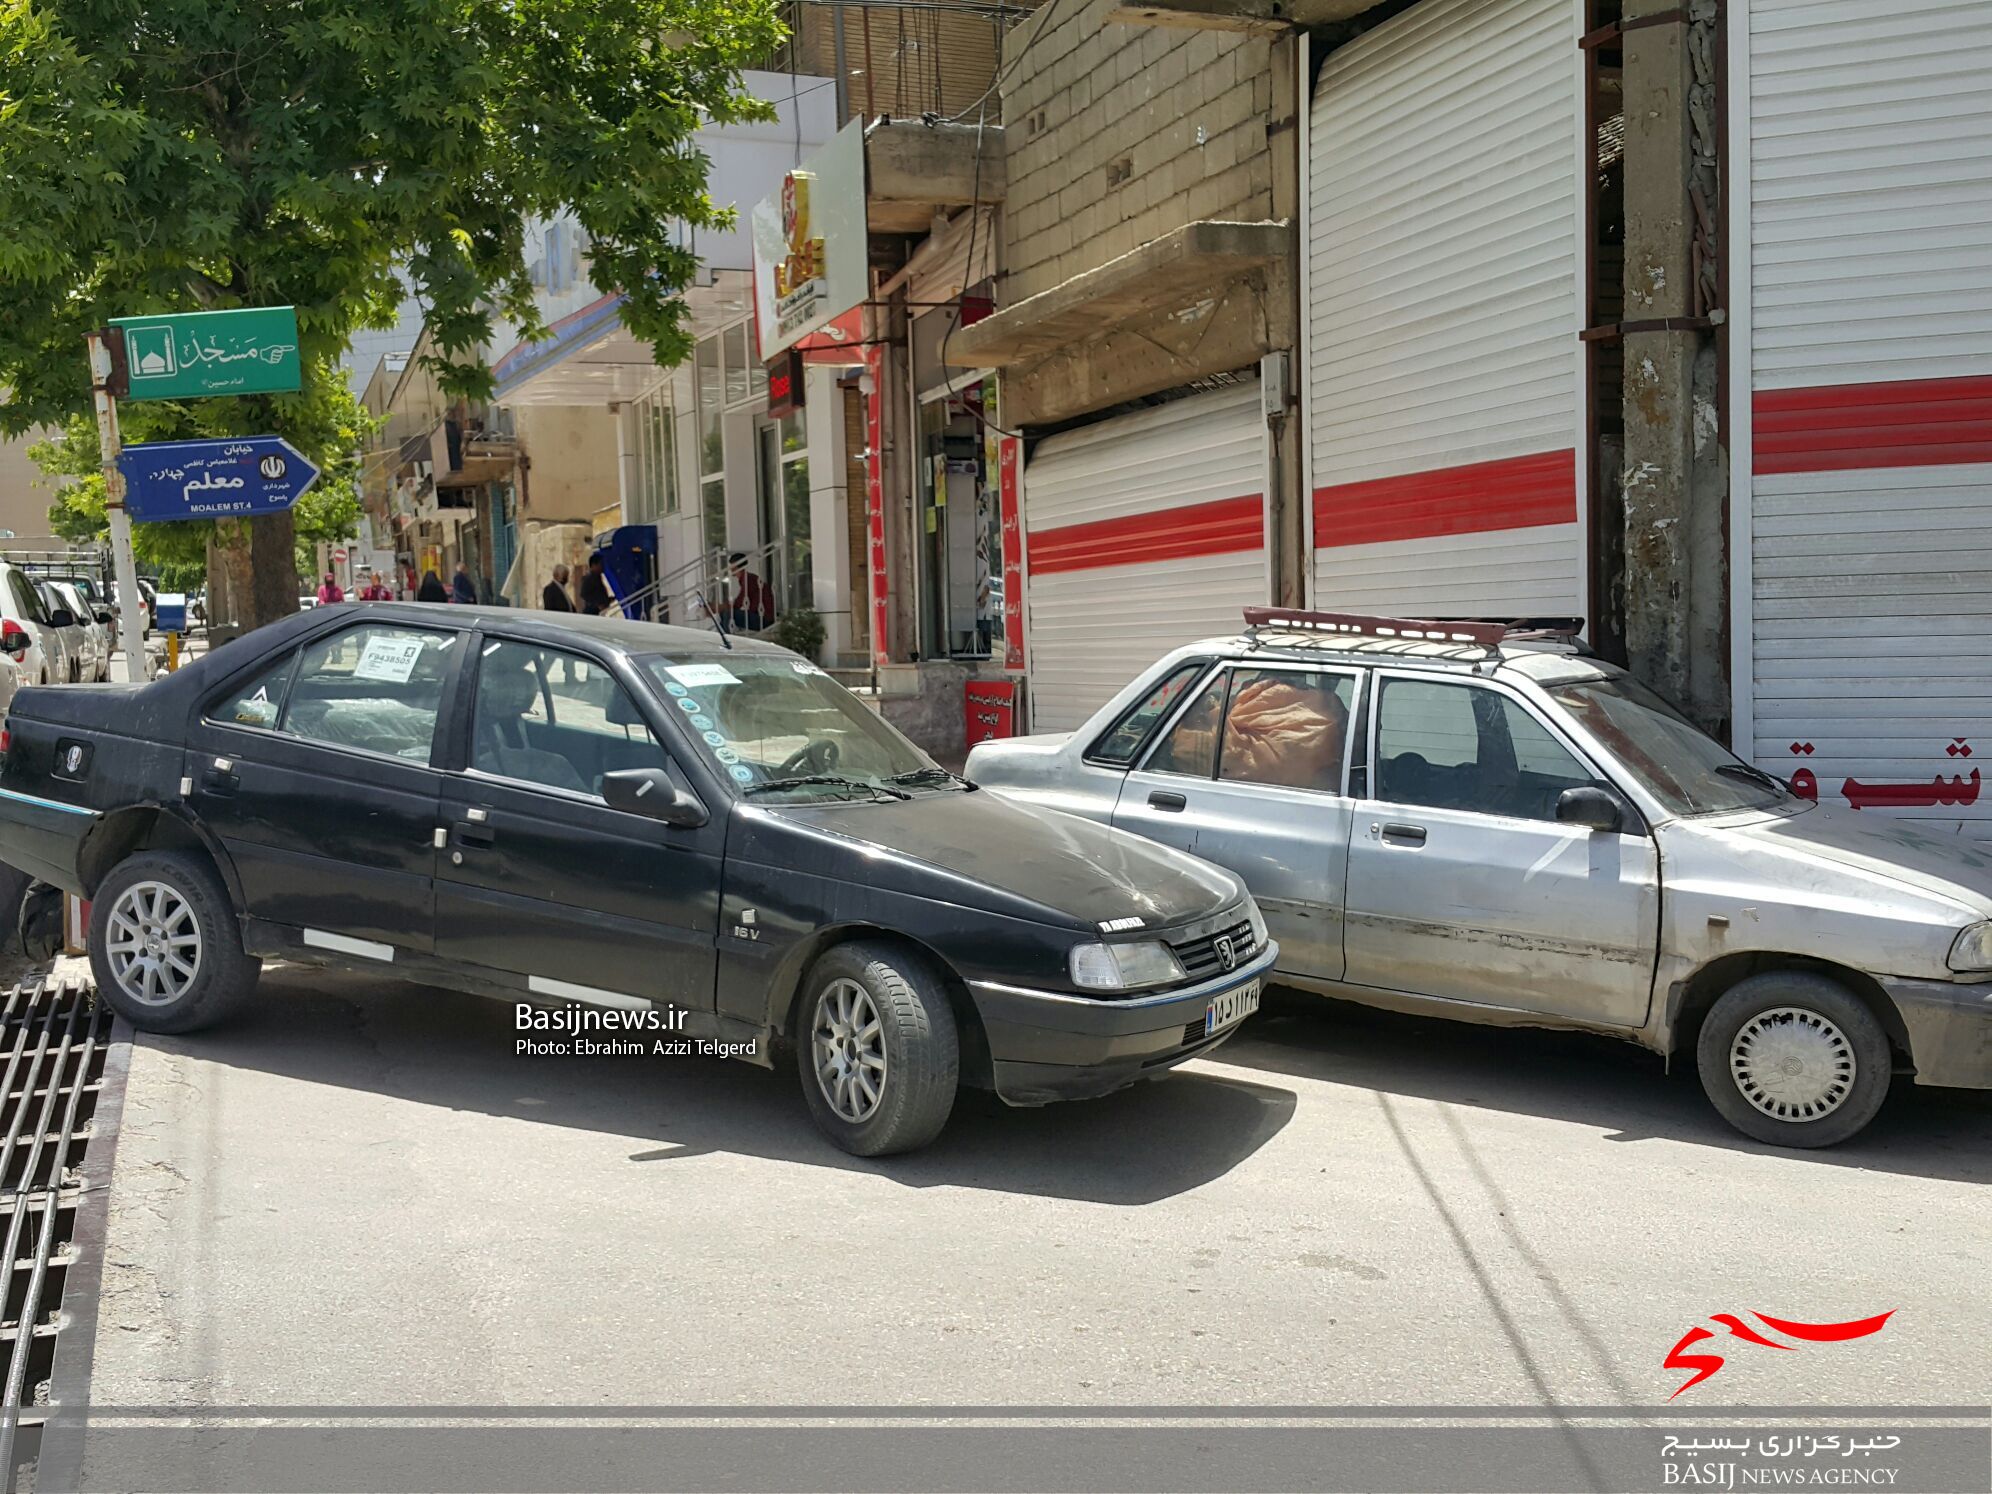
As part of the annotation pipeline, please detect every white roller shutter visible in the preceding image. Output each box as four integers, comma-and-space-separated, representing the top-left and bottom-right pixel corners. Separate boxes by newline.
1305, 0, 1584, 617
1022, 381, 1266, 733
1737, 0, 1992, 838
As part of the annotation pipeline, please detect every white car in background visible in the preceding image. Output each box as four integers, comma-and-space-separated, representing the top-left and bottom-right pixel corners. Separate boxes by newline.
34, 581, 91, 683
0, 563, 68, 685
47, 581, 108, 682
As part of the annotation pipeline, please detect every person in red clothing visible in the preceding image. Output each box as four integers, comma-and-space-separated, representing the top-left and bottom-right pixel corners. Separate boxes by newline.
726, 552, 774, 631
315, 572, 345, 605
357, 571, 393, 601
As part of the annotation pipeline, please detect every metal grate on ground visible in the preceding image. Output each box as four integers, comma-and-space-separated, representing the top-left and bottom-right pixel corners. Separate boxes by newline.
0, 981, 115, 1493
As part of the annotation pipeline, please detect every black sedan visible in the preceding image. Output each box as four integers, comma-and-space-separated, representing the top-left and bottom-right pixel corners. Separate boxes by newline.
0, 605, 1274, 1154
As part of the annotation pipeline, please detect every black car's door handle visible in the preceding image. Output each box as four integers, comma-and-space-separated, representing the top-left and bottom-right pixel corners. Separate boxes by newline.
1380, 822, 1427, 845
200, 765, 239, 797
1148, 790, 1188, 812
455, 821, 496, 848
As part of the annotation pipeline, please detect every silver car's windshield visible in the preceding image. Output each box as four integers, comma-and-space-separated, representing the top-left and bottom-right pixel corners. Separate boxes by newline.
639, 653, 940, 800
1546, 673, 1791, 816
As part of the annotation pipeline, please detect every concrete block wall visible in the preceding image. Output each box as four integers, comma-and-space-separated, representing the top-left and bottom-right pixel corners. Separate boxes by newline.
1001, 5, 1276, 303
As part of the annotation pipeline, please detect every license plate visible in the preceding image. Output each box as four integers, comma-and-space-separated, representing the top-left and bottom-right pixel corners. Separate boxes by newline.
1204, 981, 1261, 1036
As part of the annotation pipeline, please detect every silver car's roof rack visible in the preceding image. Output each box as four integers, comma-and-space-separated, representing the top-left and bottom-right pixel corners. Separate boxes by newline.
1240, 608, 1588, 656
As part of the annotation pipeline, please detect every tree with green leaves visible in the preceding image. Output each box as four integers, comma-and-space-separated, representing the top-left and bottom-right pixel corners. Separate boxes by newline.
0, 0, 781, 629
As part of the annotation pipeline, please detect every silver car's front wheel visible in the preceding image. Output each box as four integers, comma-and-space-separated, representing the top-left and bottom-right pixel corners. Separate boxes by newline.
812, 978, 888, 1123
104, 880, 203, 1006
1697, 973, 1891, 1148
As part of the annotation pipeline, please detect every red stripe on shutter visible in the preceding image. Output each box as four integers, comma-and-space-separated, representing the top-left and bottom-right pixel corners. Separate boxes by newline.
1755, 375, 1992, 474
1026, 494, 1263, 576
1311, 449, 1577, 550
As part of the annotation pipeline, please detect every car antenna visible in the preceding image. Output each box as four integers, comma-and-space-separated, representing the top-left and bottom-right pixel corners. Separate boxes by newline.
694, 585, 733, 648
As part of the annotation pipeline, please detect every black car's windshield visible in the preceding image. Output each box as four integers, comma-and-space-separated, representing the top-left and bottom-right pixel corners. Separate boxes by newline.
1546, 672, 1792, 816
639, 653, 937, 800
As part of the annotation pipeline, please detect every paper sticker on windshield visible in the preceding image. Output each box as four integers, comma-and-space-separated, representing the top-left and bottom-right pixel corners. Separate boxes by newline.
667, 663, 740, 689
729, 765, 754, 783
689, 714, 714, 730
702, 731, 726, 746
790, 661, 826, 676
715, 747, 740, 764
354, 635, 425, 684
664, 682, 688, 698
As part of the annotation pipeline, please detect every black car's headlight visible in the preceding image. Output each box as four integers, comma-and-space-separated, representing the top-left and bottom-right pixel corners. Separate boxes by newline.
1068, 940, 1186, 992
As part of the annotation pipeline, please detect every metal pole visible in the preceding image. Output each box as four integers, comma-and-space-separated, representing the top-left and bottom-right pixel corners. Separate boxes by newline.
87, 331, 148, 684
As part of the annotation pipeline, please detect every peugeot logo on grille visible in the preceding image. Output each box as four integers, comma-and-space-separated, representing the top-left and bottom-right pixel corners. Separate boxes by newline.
1214, 935, 1237, 972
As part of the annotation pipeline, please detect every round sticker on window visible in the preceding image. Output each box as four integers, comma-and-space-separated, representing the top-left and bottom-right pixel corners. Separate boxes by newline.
729, 765, 755, 783
677, 697, 701, 713
690, 714, 714, 730
702, 730, 726, 746
664, 682, 688, 698
715, 747, 740, 764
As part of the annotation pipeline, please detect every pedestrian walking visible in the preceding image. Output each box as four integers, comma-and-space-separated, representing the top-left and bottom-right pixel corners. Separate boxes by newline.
451, 563, 478, 604
542, 564, 575, 613
577, 554, 614, 616
416, 570, 449, 603
315, 572, 345, 605
358, 572, 393, 601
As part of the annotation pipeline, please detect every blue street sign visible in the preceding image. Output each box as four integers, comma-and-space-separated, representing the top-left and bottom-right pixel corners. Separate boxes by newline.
117, 436, 321, 523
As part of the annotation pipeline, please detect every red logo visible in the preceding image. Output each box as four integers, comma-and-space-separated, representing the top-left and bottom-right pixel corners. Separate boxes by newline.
1664, 1311, 1894, 1398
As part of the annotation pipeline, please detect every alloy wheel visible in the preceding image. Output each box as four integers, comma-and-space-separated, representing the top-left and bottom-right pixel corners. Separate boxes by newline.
812, 978, 888, 1123
104, 881, 203, 1006
1728, 1005, 1855, 1122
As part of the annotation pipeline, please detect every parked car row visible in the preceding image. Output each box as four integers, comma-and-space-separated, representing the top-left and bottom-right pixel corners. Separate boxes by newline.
0, 601, 1982, 1156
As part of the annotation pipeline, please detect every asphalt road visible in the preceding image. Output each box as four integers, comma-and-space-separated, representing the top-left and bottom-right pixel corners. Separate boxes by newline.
84, 966, 1991, 1413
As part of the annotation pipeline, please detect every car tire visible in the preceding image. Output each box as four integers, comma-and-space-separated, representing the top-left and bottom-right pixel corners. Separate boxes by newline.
1696, 971, 1891, 1148
796, 941, 959, 1157
88, 851, 260, 1034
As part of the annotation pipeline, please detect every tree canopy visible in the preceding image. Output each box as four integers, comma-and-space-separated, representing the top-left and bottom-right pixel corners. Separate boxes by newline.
0, 0, 783, 614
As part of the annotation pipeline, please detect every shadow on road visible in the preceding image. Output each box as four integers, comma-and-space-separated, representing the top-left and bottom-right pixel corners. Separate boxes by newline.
157, 966, 1297, 1206
1216, 987, 1992, 1186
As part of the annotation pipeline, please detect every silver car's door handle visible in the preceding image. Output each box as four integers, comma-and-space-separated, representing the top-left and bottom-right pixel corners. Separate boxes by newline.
1380, 822, 1427, 845
1148, 790, 1188, 812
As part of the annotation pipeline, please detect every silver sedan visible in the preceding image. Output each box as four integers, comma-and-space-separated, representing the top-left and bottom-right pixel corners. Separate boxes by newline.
967, 610, 1992, 1148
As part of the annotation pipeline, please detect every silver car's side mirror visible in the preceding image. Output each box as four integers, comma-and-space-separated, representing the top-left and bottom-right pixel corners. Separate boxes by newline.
1556, 785, 1624, 834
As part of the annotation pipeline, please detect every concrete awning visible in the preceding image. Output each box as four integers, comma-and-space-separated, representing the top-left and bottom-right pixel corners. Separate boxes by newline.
945, 219, 1291, 368
866, 120, 1006, 235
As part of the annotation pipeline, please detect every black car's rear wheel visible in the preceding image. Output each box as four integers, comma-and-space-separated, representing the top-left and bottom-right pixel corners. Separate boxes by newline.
89, 851, 260, 1033
796, 941, 958, 1156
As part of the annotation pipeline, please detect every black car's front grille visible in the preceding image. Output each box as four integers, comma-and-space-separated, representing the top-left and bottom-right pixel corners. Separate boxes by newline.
1169, 919, 1257, 982
1182, 1019, 1207, 1048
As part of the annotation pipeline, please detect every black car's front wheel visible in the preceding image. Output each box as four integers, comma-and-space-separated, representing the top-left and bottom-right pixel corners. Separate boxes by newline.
797, 941, 959, 1156
89, 851, 261, 1033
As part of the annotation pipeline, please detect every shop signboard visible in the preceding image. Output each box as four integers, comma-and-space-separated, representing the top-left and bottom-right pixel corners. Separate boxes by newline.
751, 122, 867, 357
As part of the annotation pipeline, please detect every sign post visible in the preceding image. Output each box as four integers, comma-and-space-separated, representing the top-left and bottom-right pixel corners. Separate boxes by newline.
86, 332, 149, 684
117, 436, 321, 522
109, 307, 301, 402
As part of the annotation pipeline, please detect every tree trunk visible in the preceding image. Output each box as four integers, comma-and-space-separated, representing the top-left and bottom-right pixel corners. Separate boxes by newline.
208, 513, 299, 641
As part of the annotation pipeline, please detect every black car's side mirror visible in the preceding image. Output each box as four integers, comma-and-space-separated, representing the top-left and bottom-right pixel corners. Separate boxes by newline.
94, 610, 113, 625
47, 609, 76, 629
1556, 785, 1625, 833
602, 768, 708, 828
